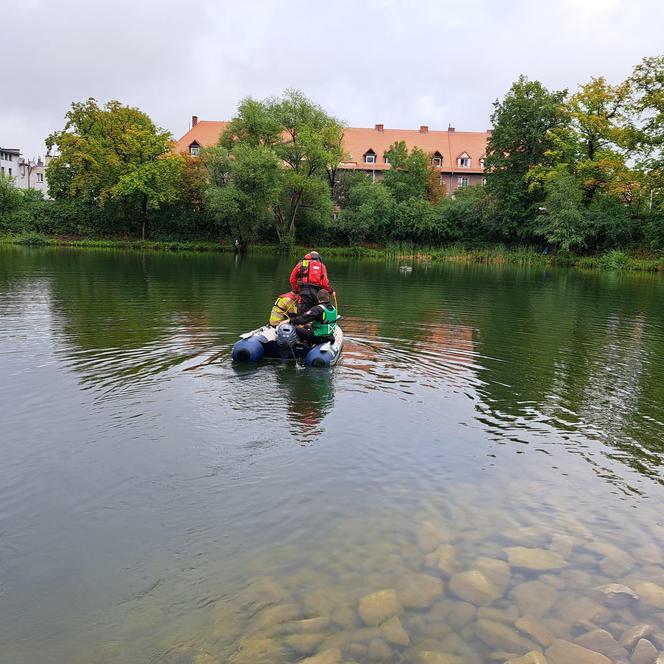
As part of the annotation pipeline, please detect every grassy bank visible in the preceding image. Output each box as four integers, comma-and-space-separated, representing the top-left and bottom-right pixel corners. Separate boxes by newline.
1, 232, 663, 272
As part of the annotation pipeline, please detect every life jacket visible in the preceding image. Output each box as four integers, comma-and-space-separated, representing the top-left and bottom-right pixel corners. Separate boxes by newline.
297, 259, 324, 287
311, 304, 337, 338
269, 292, 298, 327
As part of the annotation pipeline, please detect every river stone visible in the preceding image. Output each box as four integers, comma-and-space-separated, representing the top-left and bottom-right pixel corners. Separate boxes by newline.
252, 603, 302, 629
515, 617, 555, 647
621, 624, 653, 648
506, 652, 549, 664
229, 637, 287, 664
396, 573, 444, 608
477, 607, 516, 624
304, 588, 346, 615
635, 582, 664, 609
237, 578, 288, 614
595, 583, 640, 607
380, 616, 410, 646
358, 590, 401, 626
511, 581, 559, 618
417, 520, 449, 553
418, 652, 464, 664
446, 600, 477, 627
280, 617, 331, 634
476, 557, 512, 595
432, 544, 459, 576
475, 618, 537, 653
299, 650, 343, 664
449, 570, 501, 606
367, 637, 392, 661
330, 606, 356, 629
550, 534, 576, 558
574, 628, 629, 660
632, 638, 658, 664
546, 639, 611, 664
504, 547, 567, 572
285, 633, 327, 655
554, 597, 612, 625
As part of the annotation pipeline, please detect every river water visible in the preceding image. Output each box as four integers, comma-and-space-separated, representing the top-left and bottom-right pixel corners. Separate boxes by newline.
2, 246, 664, 664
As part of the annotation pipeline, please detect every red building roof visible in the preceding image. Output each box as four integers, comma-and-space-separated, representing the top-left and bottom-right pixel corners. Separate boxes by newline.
174, 120, 489, 174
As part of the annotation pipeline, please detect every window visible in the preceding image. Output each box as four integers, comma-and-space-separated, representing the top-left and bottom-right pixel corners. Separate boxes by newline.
458, 157, 470, 168
189, 142, 200, 156
364, 150, 376, 164
439, 174, 444, 185
457, 176, 469, 188
8, 168, 12, 176
482, 177, 487, 186
37, 173, 44, 183
383, 154, 390, 164
479, 158, 485, 168
432, 151, 443, 167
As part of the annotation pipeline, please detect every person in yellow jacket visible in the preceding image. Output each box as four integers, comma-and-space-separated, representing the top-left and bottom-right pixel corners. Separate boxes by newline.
269, 291, 299, 327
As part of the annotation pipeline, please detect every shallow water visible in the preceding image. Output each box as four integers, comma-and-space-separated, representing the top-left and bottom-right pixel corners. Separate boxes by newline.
2, 246, 664, 664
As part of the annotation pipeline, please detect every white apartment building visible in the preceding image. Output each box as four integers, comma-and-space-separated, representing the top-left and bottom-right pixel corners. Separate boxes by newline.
0, 147, 49, 195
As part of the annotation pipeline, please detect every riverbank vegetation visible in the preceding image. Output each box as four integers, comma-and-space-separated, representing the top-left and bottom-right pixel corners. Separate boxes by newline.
1, 57, 663, 270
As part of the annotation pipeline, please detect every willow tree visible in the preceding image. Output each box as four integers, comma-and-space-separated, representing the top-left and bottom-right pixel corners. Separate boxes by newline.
221, 89, 344, 242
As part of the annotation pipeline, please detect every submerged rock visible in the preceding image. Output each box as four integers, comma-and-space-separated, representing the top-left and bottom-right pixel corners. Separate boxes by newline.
515, 617, 555, 647
546, 639, 611, 664
358, 590, 401, 626
506, 652, 549, 664
417, 520, 450, 553
504, 547, 567, 572
367, 637, 392, 661
595, 583, 640, 607
280, 617, 331, 635
396, 573, 444, 609
380, 616, 410, 646
631, 638, 658, 664
229, 637, 287, 664
621, 624, 653, 648
511, 581, 558, 618
285, 632, 326, 655
574, 628, 629, 660
475, 618, 537, 653
449, 570, 501, 606
299, 649, 342, 664
635, 582, 664, 609
417, 652, 464, 664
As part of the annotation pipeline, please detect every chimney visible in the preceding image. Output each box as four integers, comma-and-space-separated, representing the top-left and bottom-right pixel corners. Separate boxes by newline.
192, 115, 198, 127
375, 123, 384, 132
419, 125, 428, 133
448, 125, 455, 133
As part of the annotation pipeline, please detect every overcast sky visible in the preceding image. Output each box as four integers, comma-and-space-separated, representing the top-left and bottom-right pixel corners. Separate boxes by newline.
2, 0, 663, 157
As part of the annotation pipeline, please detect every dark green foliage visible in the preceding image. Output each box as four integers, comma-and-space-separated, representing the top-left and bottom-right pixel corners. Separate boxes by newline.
485, 76, 568, 240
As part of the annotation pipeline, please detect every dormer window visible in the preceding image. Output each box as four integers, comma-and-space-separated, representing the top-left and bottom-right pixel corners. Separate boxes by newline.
189, 141, 200, 156
364, 149, 376, 164
432, 151, 443, 167
457, 152, 471, 168
383, 154, 390, 164
479, 157, 486, 168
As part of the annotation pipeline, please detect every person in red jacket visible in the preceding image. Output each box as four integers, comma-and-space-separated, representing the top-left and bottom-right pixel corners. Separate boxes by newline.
289, 251, 334, 313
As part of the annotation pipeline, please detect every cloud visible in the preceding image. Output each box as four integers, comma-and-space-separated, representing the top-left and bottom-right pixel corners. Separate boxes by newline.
1, 0, 662, 157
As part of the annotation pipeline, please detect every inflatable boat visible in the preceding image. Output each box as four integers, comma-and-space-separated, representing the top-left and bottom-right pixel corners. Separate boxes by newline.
232, 322, 343, 368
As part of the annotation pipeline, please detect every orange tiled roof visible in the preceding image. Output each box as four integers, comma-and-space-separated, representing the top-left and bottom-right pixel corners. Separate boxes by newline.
174, 121, 489, 173
174, 121, 229, 154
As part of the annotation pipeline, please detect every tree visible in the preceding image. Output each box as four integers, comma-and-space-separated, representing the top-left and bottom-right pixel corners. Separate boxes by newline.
485, 76, 568, 240
202, 144, 281, 251
534, 172, 588, 252
221, 90, 344, 242
383, 141, 444, 203
337, 179, 394, 243
46, 98, 183, 238
0, 172, 23, 216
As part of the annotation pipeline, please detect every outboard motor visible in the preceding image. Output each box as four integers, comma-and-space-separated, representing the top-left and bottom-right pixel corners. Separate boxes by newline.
276, 322, 297, 358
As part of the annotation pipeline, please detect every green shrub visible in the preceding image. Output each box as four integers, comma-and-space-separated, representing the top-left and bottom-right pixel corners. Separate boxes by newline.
15, 231, 52, 246
599, 249, 630, 270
